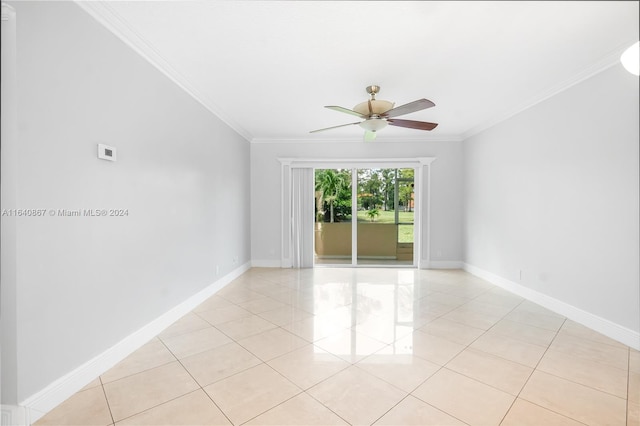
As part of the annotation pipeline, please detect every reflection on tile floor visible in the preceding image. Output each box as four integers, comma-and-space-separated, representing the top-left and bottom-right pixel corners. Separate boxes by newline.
35, 268, 639, 426
314, 257, 414, 266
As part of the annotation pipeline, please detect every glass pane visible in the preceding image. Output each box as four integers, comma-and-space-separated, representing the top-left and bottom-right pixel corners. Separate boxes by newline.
314, 169, 352, 265
397, 224, 414, 243
396, 168, 414, 264
356, 168, 414, 265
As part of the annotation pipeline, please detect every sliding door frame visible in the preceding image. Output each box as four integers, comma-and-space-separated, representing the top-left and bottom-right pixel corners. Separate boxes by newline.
279, 157, 436, 269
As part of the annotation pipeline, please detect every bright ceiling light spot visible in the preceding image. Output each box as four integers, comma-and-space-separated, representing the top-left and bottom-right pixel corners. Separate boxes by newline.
620, 41, 639, 76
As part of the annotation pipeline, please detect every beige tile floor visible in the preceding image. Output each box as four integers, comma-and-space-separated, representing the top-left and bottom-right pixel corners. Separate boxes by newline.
35, 268, 639, 426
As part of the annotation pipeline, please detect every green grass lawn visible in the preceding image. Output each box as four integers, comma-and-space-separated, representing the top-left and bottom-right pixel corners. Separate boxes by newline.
356, 209, 413, 223
356, 210, 414, 243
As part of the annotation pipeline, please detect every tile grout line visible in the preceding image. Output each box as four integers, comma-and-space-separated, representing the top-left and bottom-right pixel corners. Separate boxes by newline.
260, 274, 391, 425
110, 388, 208, 425
527, 364, 631, 400
236, 390, 306, 426
169, 289, 320, 392
240, 275, 351, 424
497, 315, 566, 424
98, 339, 177, 388
411, 295, 526, 424
388, 276, 514, 422
370, 377, 472, 426
299, 387, 356, 426
101, 333, 203, 423
364, 284, 525, 425
156, 338, 236, 426
98, 376, 116, 426
177, 276, 348, 424
523, 324, 632, 399
555, 325, 632, 350
626, 347, 630, 426
234, 361, 315, 426
434, 294, 559, 370
377, 394, 472, 426
495, 316, 593, 426
231, 275, 353, 426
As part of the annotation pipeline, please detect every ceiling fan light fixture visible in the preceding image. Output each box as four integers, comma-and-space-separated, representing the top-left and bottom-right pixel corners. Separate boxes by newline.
359, 118, 388, 132
310, 85, 437, 138
353, 99, 395, 115
620, 41, 639, 76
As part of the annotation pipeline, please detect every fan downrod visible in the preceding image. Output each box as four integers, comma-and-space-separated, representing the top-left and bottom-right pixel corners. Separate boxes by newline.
366, 85, 380, 100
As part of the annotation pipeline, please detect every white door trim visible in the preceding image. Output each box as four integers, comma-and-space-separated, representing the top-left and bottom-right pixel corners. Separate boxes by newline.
278, 157, 436, 268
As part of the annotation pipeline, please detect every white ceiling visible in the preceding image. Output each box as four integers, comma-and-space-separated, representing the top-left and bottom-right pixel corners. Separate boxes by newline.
78, 1, 638, 142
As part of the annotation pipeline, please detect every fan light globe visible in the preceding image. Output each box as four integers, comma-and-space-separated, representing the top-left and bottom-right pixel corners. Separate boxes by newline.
621, 41, 639, 76
359, 119, 388, 132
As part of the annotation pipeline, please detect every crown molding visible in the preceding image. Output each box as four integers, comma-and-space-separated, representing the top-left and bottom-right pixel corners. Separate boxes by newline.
251, 135, 463, 144
74, 1, 253, 142
277, 156, 436, 166
2, 2, 15, 21
462, 39, 637, 140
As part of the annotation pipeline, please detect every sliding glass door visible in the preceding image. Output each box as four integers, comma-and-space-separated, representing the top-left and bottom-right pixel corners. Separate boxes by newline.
314, 169, 352, 265
314, 167, 416, 267
357, 168, 414, 265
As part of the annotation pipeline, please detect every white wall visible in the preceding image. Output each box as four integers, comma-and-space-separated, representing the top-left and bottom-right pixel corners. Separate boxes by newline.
4, 1, 250, 403
250, 140, 463, 266
1, 2, 18, 406
463, 64, 639, 336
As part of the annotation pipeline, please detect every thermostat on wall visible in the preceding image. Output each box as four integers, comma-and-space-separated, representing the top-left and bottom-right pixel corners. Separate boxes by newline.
98, 144, 116, 161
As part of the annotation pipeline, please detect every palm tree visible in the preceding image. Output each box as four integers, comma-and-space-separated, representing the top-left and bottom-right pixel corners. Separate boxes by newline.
315, 169, 345, 223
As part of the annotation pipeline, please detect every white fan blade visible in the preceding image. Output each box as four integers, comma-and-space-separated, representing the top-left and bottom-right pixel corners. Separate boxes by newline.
310, 121, 361, 133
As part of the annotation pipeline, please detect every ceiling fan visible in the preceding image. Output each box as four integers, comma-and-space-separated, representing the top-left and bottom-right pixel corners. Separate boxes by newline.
310, 85, 438, 141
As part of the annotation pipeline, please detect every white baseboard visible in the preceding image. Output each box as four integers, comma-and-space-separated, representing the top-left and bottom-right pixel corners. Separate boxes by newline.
425, 260, 464, 269
22, 261, 251, 424
1, 405, 29, 426
463, 263, 640, 350
251, 259, 282, 268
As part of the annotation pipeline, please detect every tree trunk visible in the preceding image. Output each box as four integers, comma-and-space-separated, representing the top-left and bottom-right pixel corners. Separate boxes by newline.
330, 202, 334, 223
